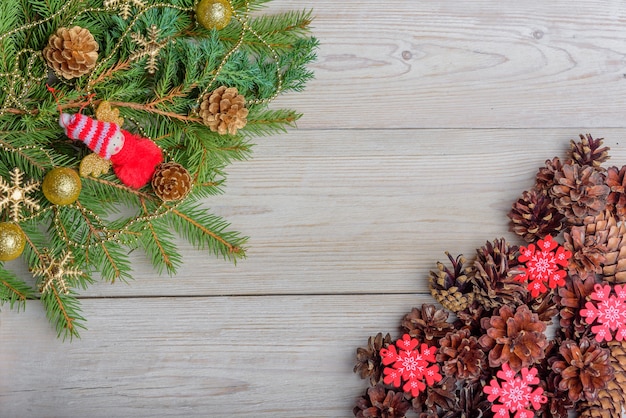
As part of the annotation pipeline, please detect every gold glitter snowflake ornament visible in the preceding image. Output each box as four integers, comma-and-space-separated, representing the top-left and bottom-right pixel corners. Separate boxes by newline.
129, 25, 169, 74
0, 167, 40, 222
32, 251, 84, 295
103, 0, 146, 20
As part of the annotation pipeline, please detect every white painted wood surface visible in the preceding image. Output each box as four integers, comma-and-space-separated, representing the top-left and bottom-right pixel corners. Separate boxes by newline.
3, 1, 626, 417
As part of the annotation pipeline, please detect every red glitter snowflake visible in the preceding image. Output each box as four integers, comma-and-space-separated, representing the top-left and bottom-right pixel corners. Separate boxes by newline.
516, 234, 571, 297
483, 363, 547, 418
580, 283, 626, 342
379, 334, 442, 397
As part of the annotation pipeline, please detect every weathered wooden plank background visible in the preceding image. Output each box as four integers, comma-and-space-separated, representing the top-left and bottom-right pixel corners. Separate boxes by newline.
3, 1, 626, 417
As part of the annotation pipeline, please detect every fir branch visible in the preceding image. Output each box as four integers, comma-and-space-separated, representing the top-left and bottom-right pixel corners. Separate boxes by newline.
0, 267, 34, 310
40, 287, 85, 340
167, 202, 247, 261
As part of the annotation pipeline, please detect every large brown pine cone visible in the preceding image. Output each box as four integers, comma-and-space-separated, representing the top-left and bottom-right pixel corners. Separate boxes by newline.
429, 252, 474, 313
606, 165, 626, 219
563, 212, 611, 275
440, 383, 491, 418
508, 188, 564, 242
199, 86, 248, 135
470, 238, 527, 310
43, 26, 99, 79
436, 328, 485, 382
478, 304, 548, 371
353, 332, 392, 385
550, 337, 613, 403
151, 162, 193, 202
585, 210, 626, 284
556, 272, 599, 339
353, 384, 411, 418
550, 163, 609, 225
569, 134, 610, 170
578, 341, 626, 418
401, 304, 453, 343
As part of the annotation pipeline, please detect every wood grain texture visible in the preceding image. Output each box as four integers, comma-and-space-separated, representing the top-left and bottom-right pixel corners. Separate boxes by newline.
3, 1, 626, 417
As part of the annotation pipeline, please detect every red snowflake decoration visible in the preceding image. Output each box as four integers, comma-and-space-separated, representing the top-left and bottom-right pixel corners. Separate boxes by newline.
580, 283, 626, 342
379, 334, 442, 397
483, 363, 547, 418
516, 234, 571, 297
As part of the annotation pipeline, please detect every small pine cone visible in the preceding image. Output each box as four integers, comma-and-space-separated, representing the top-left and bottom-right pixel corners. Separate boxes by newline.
550, 337, 613, 403
151, 162, 193, 201
478, 304, 548, 371
353, 384, 411, 418
579, 341, 626, 418
508, 188, 564, 242
453, 300, 486, 334
436, 328, 485, 382
470, 238, 527, 310
429, 252, 474, 313
401, 304, 453, 343
606, 165, 626, 219
199, 86, 248, 135
439, 383, 491, 418
43, 26, 98, 79
535, 156, 563, 193
556, 272, 599, 339
417, 376, 458, 414
550, 163, 610, 225
570, 134, 610, 170
525, 290, 558, 324
353, 332, 392, 385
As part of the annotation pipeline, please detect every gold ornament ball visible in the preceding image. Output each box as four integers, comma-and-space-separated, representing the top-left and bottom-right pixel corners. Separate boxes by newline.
43, 167, 82, 206
0, 222, 26, 262
196, 0, 233, 30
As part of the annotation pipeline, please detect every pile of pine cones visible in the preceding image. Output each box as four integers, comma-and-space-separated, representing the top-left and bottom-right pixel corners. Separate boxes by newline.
353, 135, 626, 418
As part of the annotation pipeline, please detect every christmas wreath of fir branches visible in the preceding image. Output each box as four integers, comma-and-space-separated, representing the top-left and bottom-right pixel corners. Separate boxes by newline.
0, 0, 317, 339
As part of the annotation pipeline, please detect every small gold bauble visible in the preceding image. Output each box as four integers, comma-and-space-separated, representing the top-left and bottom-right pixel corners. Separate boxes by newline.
0, 222, 26, 261
196, 0, 233, 30
42, 167, 82, 206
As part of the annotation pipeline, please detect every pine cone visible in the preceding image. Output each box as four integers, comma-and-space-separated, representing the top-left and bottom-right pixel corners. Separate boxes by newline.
401, 304, 453, 343
550, 163, 610, 225
425, 377, 458, 413
478, 304, 548, 371
199, 86, 248, 135
151, 162, 193, 201
550, 337, 613, 403
436, 328, 485, 382
353, 384, 411, 418
606, 165, 626, 219
429, 252, 474, 313
556, 272, 599, 339
563, 218, 609, 276
569, 134, 610, 170
440, 383, 492, 418
578, 341, 626, 418
535, 156, 563, 193
594, 210, 626, 283
508, 188, 564, 242
354, 332, 392, 385
470, 238, 527, 310
43, 26, 99, 79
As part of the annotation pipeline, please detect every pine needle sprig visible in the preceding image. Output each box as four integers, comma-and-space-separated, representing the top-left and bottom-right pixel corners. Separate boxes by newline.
0, 267, 34, 310
166, 201, 248, 262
